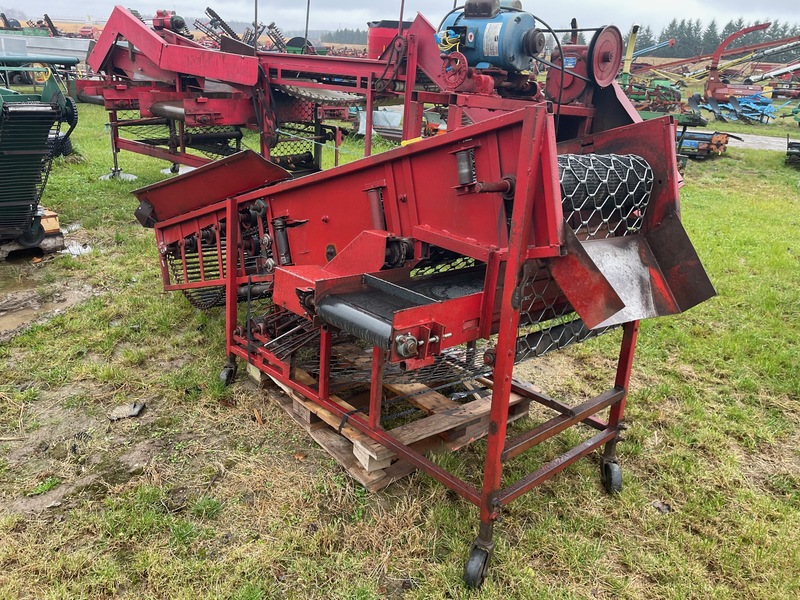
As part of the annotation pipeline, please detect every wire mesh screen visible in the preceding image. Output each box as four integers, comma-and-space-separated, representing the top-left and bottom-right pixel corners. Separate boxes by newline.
271, 122, 316, 170
514, 153, 653, 361
115, 111, 242, 159
559, 154, 652, 240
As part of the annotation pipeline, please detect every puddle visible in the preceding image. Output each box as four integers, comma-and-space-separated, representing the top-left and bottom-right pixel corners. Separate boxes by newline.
0, 305, 52, 334
61, 222, 82, 234
0, 285, 95, 343
0, 273, 38, 295
60, 240, 92, 256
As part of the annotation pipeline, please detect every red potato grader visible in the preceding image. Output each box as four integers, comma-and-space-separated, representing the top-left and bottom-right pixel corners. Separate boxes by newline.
77, 3, 460, 175
125, 1, 715, 587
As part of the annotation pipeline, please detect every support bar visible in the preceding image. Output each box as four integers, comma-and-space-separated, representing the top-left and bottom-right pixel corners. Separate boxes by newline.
499, 428, 618, 505
508, 379, 611, 431
502, 388, 623, 461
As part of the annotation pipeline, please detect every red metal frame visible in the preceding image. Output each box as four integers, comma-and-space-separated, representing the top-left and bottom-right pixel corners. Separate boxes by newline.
80, 6, 454, 170
705, 23, 771, 101
129, 4, 716, 587
135, 97, 714, 576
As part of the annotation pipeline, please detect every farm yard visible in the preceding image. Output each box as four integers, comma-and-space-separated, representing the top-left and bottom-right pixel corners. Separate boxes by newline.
0, 102, 798, 599
2, 1, 800, 597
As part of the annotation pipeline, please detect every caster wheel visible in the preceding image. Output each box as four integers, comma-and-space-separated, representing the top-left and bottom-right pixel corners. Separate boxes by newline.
17, 219, 45, 249
463, 547, 490, 589
220, 365, 237, 386
169, 163, 180, 174
60, 137, 74, 157
601, 460, 622, 494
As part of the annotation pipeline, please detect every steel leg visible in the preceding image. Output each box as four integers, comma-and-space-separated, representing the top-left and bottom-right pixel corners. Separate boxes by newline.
600, 320, 640, 492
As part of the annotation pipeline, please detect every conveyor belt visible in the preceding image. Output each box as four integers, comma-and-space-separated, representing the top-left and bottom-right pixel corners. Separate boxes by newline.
0, 99, 61, 242
317, 268, 486, 349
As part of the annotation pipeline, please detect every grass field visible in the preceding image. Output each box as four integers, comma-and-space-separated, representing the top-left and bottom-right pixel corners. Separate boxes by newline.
0, 104, 799, 599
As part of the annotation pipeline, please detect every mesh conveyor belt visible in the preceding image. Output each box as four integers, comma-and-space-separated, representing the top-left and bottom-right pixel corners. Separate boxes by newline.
0, 102, 61, 239
558, 154, 653, 239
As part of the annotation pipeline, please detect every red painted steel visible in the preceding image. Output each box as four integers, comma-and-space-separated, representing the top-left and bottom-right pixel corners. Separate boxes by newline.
82, 6, 452, 171
128, 4, 717, 586
706, 23, 771, 101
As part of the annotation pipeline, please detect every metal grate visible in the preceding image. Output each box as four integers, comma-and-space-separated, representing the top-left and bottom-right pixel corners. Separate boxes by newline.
115, 111, 242, 160
514, 261, 607, 363
559, 154, 652, 240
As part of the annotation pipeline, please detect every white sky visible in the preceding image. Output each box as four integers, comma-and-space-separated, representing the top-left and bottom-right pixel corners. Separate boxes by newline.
4, 1, 798, 33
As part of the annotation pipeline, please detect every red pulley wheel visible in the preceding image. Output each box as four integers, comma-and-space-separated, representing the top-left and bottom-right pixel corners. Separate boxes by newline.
588, 26, 623, 88
441, 51, 468, 91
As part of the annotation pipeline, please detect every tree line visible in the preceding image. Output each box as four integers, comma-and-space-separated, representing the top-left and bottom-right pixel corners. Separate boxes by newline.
320, 28, 367, 45
632, 18, 800, 60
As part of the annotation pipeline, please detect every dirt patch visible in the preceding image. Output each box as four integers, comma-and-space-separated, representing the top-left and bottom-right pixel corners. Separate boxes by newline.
1, 399, 167, 516
117, 439, 163, 476
5, 403, 105, 468
5, 474, 99, 514
0, 283, 95, 343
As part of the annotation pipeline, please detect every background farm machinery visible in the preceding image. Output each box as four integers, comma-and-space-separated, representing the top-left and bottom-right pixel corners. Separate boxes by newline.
788, 135, 800, 165
126, 0, 716, 587
77, 3, 462, 177
624, 21, 800, 131
0, 67, 77, 249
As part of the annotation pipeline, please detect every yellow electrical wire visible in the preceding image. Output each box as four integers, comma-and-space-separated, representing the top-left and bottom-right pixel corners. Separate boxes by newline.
31, 63, 52, 84
437, 31, 460, 53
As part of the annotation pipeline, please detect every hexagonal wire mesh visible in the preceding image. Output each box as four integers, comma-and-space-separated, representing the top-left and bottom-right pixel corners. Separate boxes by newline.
269, 96, 319, 172
515, 154, 653, 361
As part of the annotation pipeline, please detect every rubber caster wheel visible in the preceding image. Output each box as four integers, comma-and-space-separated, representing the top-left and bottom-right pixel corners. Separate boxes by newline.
601, 460, 622, 494
17, 219, 45, 249
60, 136, 74, 157
463, 547, 490, 589
220, 365, 237, 386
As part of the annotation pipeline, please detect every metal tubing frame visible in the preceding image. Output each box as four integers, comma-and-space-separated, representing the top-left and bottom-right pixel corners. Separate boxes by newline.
215, 102, 644, 533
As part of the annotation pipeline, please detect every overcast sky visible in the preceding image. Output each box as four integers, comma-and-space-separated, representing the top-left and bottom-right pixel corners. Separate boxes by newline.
5, 1, 799, 33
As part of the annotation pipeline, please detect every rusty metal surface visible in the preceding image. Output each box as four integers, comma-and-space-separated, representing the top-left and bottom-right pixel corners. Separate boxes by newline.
132, 150, 290, 225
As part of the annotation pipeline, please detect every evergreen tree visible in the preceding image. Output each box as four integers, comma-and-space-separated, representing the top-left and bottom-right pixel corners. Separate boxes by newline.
656, 19, 680, 57
637, 25, 656, 50
701, 19, 720, 54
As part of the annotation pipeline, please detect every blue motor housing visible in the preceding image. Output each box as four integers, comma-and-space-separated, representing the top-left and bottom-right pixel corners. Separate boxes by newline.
440, 8, 539, 72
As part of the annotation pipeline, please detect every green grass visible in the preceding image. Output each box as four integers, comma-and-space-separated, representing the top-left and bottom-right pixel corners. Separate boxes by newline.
26, 476, 61, 496
0, 104, 799, 598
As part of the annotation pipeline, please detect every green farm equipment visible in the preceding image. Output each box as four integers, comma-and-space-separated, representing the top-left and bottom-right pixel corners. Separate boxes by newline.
0, 72, 76, 247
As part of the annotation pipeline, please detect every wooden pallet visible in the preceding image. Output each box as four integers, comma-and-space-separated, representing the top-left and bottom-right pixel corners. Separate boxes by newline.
247, 363, 531, 491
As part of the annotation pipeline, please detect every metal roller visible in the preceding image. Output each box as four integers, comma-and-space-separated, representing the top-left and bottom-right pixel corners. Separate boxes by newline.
317, 296, 393, 351
150, 101, 185, 120
558, 154, 653, 218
